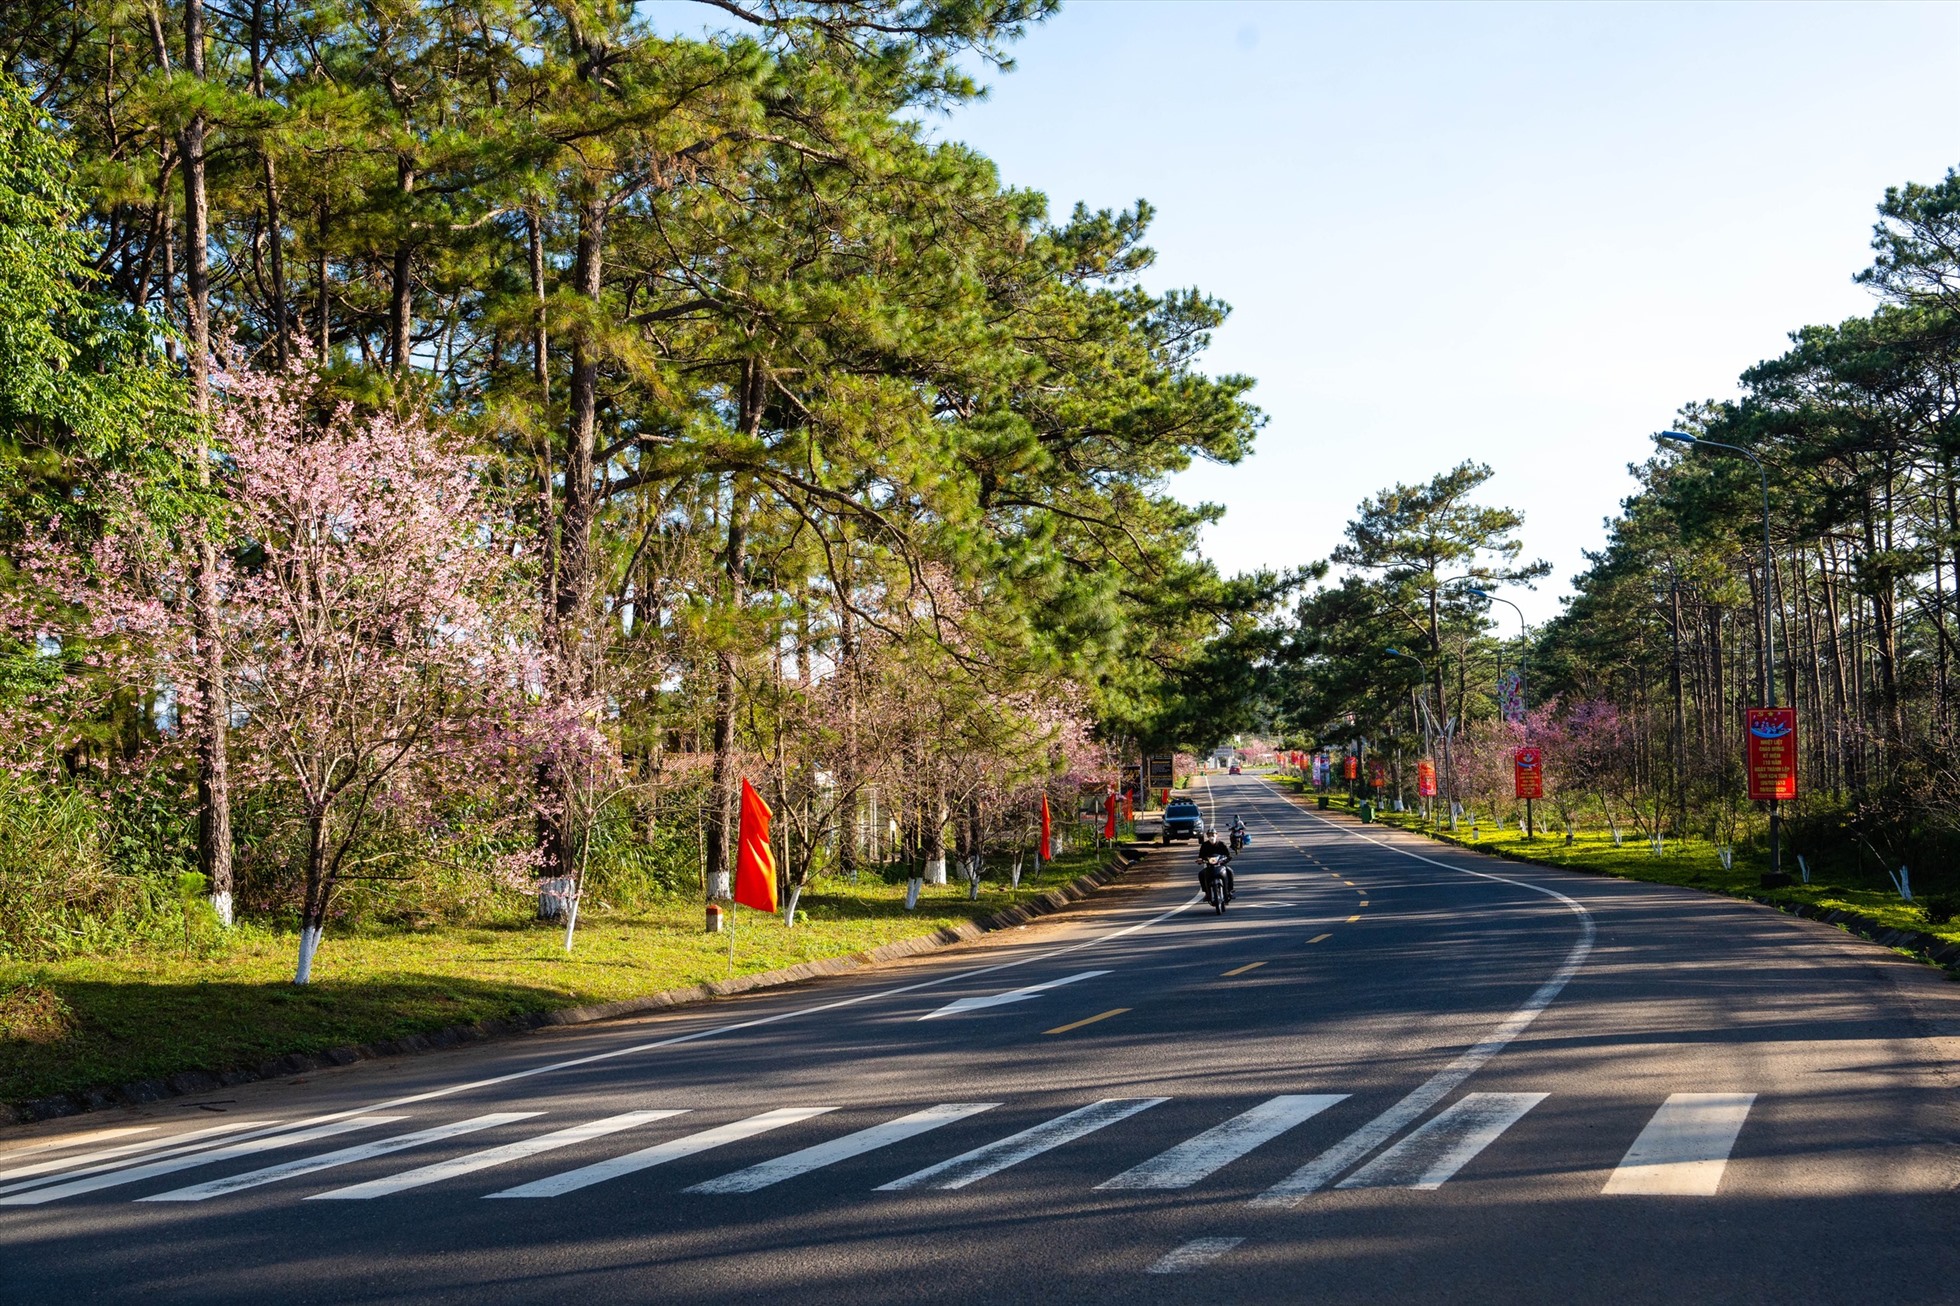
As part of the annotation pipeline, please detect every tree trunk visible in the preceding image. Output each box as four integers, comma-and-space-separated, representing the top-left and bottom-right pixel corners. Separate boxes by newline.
536, 187, 606, 874
183, 0, 233, 927
294, 810, 329, 985
388, 160, 416, 373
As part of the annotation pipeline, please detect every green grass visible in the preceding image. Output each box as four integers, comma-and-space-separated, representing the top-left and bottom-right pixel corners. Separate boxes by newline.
1268, 777, 1960, 950
0, 845, 1121, 1109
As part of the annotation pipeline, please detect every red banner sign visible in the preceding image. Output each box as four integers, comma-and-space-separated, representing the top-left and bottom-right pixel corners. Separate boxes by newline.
1746, 707, 1797, 801
1416, 759, 1438, 797
1370, 760, 1387, 789
1514, 747, 1544, 800
1344, 755, 1358, 781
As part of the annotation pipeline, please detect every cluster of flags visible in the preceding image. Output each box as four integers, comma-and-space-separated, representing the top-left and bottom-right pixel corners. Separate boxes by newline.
730, 779, 1126, 923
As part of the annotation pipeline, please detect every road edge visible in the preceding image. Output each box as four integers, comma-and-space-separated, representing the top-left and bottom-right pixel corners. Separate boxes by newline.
1273, 785, 1960, 973
2, 845, 1151, 1130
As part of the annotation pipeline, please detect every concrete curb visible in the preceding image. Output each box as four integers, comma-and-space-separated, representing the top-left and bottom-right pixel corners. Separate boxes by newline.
1273, 785, 1960, 974
2, 847, 1149, 1128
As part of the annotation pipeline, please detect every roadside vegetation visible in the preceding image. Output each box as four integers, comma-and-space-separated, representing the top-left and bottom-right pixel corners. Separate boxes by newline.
1278, 780, 1960, 952
0, 3, 1287, 1112
0, 842, 1125, 1107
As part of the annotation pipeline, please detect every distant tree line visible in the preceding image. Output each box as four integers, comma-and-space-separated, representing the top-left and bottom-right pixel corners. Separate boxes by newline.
1277, 165, 1960, 888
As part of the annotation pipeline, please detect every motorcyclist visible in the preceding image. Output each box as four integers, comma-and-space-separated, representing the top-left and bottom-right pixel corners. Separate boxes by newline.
1228, 815, 1248, 851
1197, 826, 1235, 902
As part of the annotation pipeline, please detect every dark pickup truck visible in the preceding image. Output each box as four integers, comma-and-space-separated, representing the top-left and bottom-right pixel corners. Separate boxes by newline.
1160, 797, 1203, 843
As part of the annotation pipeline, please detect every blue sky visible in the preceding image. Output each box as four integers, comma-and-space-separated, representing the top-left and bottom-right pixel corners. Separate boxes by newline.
932, 1, 1960, 622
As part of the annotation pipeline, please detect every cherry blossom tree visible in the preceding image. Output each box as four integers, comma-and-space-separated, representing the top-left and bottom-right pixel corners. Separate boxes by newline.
209, 363, 557, 981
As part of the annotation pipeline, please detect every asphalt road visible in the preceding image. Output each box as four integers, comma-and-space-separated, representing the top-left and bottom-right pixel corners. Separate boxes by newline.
3, 773, 1958, 1305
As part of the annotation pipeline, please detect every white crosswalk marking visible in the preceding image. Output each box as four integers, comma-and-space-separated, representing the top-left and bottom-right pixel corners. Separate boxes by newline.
0, 1120, 277, 1193
1098, 1095, 1347, 1190
687, 1103, 1000, 1194
1338, 1092, 1546, 1190
140, 1113, 537, 1202
877, 1098, 1168, 1191
484, 1107, 836, 1199
1604, 1093, 1755, 1196
0, 1118, 397, 1205
1147, 1237, 1246, 1274
307, 1110, 685, 1200
0, 1126, 155, 1161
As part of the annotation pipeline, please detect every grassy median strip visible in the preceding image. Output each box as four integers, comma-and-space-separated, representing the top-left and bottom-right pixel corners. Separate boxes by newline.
0, 847, 1121, 1111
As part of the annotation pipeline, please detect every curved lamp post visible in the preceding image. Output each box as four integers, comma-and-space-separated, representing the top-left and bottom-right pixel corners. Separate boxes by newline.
1468, 587, 1534, 838
1388, 646, 1453, 829
1655, 430, 1782, 881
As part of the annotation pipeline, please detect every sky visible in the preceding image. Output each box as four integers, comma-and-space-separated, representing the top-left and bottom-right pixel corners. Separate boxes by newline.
928, 1, 1960, 624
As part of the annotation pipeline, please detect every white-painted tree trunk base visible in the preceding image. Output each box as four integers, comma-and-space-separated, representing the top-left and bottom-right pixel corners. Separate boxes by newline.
904, 878, 922, 910
709, 871, 731, 899
294, 925, 323, 985
924, 857, 946, 885
785, 885, 803, 926
208, 892, 233, 928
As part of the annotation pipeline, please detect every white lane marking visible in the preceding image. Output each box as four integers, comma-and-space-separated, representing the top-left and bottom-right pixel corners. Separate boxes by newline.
877, 1098, 1167, 1191
1250, 784, 1595, 1207
1147, 1237, 1245, 1274
686, 1103, 1000, 1194
0, 1120, 275, 1191
0, 1118, 396, 1205
917, 971, 1112, 1021
485, 1107, 835, 1198
140, 1113, 537, 1202
1098, 1095, 1347, 1190
1337, 1092, 1546, 1190
0, 1126, 156, 1159
306, 1110, 684, 1200
217, 896, 1201, 1138
1603, 1093, 1756, 1196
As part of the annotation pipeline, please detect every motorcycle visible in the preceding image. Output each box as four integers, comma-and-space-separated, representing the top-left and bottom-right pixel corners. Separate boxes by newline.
1201, 854, 1231, 914
1228, 825, 1247, 852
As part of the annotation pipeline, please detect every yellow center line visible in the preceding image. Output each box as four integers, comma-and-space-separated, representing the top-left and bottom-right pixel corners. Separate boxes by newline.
1045, 1007, 1130, 1036
1307, 932, 1332, 944
1346, 914, 1361, 923
1222, 961, 1267, 977
1358, 900, 1369, 907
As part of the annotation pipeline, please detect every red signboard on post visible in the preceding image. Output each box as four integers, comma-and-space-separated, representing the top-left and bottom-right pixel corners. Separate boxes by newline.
1514, 747, 1544, 799
1746, 707, 1797, 800
1416, 759, 1438, 797
1344, 755, 1358, 781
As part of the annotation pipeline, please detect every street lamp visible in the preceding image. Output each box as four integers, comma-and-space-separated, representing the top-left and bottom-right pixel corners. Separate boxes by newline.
1387, 647, 1454, 829
1467, 588, 1535, 837
1655, 430, 1783, 882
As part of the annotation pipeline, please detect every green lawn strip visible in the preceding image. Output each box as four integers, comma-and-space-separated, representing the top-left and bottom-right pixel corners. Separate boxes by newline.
1369, 806, 1960, 950
1263, 775, 1959, 952
0, 846, 1123, 1109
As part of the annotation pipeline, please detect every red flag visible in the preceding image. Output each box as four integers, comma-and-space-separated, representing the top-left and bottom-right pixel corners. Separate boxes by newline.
1103, 791, 1118, 839
734, 778, 778, 913
1040, 793, 1052, 860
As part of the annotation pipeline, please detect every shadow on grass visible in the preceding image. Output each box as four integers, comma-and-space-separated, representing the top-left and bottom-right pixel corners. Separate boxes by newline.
0, 973, 569, 1107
